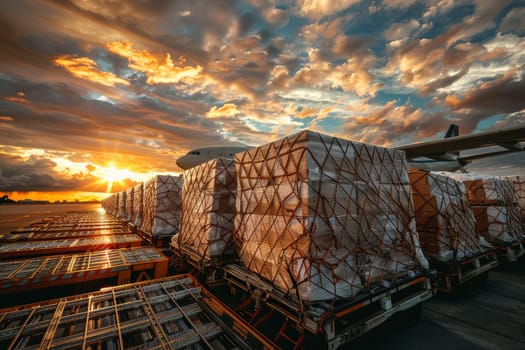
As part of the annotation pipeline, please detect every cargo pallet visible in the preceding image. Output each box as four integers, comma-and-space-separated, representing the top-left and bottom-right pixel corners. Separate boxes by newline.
12, 223, 125, 234
136, 229, 174, 248
0, 234, 142, 259
221, 264, 433, 350
0, 247, 168, 296
0, 228, 132, 243
0, 275, 272, 350
494, 239, 525, 262
428, 249, 499, 293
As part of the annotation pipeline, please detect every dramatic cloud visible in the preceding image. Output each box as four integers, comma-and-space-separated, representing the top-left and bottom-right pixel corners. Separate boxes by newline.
54, 55, 130, 87
500, 7, 525, 34
1, 0, 524, 199
106, 41, 203, 84
297, 0, 360, 20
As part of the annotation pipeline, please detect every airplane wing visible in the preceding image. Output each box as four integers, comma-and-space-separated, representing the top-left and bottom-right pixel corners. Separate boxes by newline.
394, 125, 525, 161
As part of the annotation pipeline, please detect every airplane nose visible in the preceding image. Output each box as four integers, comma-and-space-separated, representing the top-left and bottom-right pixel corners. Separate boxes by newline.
176, 156, 189, 170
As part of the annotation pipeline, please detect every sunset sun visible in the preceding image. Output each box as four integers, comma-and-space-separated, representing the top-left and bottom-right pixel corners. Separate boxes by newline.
101, 164, 133, 193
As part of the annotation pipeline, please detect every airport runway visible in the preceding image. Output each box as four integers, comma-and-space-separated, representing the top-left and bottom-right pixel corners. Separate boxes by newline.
352, 259, 525, 350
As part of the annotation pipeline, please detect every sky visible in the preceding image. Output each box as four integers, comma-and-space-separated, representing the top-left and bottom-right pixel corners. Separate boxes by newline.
1, 0, 524, 201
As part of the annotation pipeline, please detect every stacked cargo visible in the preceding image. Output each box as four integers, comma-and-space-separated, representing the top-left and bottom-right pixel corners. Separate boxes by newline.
177, 157, 237, 264
449, 174, 522, 243
140, 175, 183, 241
234, 130, 428, 302
117, 191, 127, 219
505, 175, 525, 224
125, 187, 134, 223
409, 170, 481, 261
101, 193, 117, 216
133, 182, 144, 228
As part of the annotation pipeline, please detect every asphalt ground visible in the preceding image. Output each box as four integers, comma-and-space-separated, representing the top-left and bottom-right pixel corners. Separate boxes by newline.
350, 258, 525, 350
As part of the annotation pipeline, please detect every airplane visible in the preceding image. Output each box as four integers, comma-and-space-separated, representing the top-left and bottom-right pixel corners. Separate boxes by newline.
398, 124, 525, 172
176, 145, 251, 170
176, 124, 525, 172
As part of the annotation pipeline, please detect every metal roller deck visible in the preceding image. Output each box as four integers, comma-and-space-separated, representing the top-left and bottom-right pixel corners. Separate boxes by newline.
12, 223, 126, 234
0, 228, 133, 243
0, 275, 268, 350
221, 264, 434, 350
0, 235, 142, 259
0, 247, 168, 295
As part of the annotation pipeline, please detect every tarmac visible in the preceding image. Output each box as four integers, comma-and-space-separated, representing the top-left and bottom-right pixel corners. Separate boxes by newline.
352, 259, 525, 350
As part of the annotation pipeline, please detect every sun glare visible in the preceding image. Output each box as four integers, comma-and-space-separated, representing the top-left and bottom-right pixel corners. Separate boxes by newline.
100, 163, 133, 193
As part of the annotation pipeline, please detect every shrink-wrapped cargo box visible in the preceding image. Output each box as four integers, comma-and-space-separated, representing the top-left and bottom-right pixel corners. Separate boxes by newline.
125, 187, 134, 223
448, 174, 521, 243
234, 130, 428, 302
133, 183, 143, 228
409, 170, 481, 261
116, 191, 126, 219
140, 175, 183, 238
177, 157, 236, 264
103, 193, 117, 216
503, 175, 525, 224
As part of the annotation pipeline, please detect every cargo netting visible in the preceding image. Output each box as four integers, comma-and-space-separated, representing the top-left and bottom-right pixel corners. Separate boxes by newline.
447, 174, 522, 243
234, 130, 428, 303
409, 170, 481, 261
140, 175, 183, 238
101, 193, 117, 216
176, 157, 237, 264
504, 175, 525, 227
133, 183, 144, 228
125, 187, 134, 223
117, 191, 126, 219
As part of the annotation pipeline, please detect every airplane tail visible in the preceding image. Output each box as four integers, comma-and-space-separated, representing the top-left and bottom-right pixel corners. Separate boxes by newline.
444, 124, 460, 156
445, 124, 459, 138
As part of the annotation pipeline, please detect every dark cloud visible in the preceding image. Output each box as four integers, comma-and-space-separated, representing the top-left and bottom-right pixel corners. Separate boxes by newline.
1, 0, 524, 198
445, 72, 525, 132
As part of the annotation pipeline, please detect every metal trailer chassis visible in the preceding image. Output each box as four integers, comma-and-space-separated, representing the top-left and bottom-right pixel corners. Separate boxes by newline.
221, 264, 433, 350
495, 239, 525, 262
429, 249, 499, 293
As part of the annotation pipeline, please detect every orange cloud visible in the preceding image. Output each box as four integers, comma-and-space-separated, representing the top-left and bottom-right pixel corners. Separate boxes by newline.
206, 103, 240, 118
54, 55, 130, 87
4, 92, 28, 104
298, 107, 318, 118
107, 41, 203, 84
0, 116, 14, 122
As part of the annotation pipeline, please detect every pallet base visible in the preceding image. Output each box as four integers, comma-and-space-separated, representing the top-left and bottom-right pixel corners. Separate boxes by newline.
429, 250, 499, 293
221, 264, 433, 349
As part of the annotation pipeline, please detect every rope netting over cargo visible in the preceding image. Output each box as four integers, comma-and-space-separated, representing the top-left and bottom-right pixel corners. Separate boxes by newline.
177, 157, 237, 264
447, 174, 522, 243
409, 170, 481, 261
125, 187, 134, 223
133, 183, 144, 228
101, 193, 117, 216
234, 130, 428, 303
140, 175, 183, 238
504, 175, 525, 225
117, 191, 126, 219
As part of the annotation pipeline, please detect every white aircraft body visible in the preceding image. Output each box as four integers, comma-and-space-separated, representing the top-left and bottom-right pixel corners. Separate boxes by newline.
176, 125, 525, 172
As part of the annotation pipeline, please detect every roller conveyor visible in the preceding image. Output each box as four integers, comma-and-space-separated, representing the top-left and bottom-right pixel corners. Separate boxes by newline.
0, 235, 142, 259
0, 228, 132, 243
0, 275, 251, 350
0, 247, 168, 295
